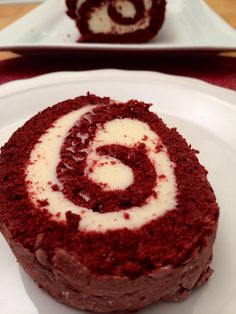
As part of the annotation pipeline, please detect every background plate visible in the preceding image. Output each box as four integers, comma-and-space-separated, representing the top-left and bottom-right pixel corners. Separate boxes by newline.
0, 0, 236, 53
0, 70, 236, 314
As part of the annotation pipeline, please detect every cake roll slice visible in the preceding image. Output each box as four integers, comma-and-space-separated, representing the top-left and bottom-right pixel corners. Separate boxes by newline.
0, 94, 219, 313
66, 0, 166, 43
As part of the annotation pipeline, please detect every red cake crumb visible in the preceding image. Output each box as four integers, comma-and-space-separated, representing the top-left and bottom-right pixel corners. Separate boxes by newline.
66, 211, 81, 232
37, 199, 49, 207
51, 184, 60, 191
123, 213, 130, 220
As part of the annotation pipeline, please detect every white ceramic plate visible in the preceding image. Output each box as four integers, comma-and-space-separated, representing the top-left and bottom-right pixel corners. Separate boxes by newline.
0, 70, 236, 314
0, 0, 236, 54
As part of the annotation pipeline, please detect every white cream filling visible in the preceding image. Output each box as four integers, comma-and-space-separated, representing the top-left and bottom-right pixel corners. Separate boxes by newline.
76, 0, 153, 35
89, 5, 149, 34
87, 155, 134, 191
76, 0, 86, 9
144, 0, 152, 11
115, 0, 136, 18
26, 105, 177, 232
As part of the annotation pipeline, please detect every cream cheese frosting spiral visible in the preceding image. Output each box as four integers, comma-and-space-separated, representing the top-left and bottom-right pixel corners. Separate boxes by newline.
26, 103, 177, 232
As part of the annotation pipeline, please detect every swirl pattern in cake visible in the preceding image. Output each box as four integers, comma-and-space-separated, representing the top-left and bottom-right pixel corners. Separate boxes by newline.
66, 0, 166, 42
0, 94, 219, 313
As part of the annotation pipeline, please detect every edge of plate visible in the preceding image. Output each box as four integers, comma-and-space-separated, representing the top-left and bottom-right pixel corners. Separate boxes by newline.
0, 69, 236, 108
1, 45, 236, 53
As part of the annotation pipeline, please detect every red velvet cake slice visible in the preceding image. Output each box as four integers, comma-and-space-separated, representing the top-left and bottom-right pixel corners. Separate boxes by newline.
0, 94, 219, 313
66, 0, 166, 43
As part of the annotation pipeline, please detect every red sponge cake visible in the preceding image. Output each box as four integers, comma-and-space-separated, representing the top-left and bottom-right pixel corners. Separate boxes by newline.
66, 0, 166, 43
0, 94, 219, 312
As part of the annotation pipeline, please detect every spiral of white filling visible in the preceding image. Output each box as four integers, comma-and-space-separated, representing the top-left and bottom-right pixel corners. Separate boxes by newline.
25, 105, 177, 232
76, 0, 153, 34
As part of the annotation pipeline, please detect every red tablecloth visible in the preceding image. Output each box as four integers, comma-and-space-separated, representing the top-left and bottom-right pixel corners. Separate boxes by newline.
0, 55, 236, 91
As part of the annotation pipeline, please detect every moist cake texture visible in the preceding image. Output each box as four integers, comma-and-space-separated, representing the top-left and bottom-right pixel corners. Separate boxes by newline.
0, 94, 219, 312
66, 0, 166, 43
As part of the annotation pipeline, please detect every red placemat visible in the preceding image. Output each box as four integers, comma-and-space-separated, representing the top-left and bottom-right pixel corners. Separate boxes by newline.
0, 55, 236, 91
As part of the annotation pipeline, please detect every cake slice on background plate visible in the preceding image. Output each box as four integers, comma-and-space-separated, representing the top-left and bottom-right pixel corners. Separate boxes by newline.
66, 0, 166, 43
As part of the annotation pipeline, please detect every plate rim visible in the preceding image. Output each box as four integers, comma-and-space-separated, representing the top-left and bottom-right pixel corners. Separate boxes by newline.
0, 69, 236, 108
